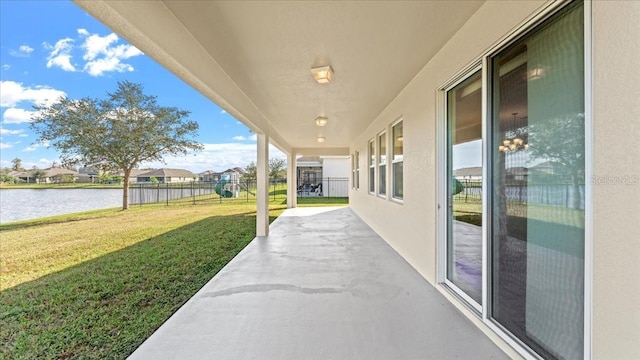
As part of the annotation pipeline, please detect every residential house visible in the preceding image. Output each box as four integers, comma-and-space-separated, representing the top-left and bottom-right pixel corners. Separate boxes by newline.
136, 168, 197, 184
297, 155, 349, 197
76, 1, 639, 359
198, 170, 221, 183
14, 167, 79, 184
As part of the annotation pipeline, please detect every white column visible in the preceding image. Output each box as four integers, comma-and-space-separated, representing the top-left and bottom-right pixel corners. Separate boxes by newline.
256, 133, 269, 237
287, 152, 297, 208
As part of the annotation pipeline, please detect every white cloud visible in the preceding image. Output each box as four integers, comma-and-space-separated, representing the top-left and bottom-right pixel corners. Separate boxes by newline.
1, 80, 66, 107
0, 127, 24, 136
79, 30, 143, 77
19, 45, 34, 54
9, 44, 34, 57
249, 134, 258, 141
220, 109, 227, 114
0, 142, 14, 149
44, 38, 76, 72
232, 135, 247, 141
2, 64, 10, 71
3, 108, 36, 124
23, 144, 39, 152
138, 143, 285, 173
1, 81, 66, 109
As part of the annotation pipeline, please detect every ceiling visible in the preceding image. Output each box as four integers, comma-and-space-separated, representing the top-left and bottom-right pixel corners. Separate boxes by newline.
74, 0, 484, 155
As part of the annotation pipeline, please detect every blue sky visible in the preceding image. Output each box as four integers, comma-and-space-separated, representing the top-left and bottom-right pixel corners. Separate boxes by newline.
0, 0, 283, 173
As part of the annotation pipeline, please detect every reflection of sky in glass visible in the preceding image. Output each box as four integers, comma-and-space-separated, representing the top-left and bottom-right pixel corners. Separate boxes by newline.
453, 139, 547, 170
452, 139, 481, 170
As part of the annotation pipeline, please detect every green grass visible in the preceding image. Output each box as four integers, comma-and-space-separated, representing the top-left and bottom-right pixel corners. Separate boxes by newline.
0, 200, 289, 359
297, 197, 348, 206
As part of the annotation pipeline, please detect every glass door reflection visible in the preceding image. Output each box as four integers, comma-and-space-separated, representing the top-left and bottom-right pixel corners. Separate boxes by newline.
446, 70, 483, 306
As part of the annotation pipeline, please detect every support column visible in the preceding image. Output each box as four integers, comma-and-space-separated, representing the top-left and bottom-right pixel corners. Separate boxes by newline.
256, 133, 269, 237
287, 152, 297, 209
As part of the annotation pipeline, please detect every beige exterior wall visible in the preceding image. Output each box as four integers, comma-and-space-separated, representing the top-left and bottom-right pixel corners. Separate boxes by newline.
592, 1, 640, 358
349, 0, 640, 358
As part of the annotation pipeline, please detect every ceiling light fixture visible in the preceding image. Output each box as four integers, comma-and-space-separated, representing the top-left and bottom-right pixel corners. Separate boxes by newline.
315, 116, 328, 127
311, 65, 333, 84
316, 136, 326, 143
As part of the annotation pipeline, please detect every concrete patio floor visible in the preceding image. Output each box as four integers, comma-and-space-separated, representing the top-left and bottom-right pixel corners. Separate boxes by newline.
128, 207, 508, 360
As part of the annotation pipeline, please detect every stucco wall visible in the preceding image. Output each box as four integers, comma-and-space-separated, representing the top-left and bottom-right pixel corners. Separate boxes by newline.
321, 157, 350, 179
591, 1, 640, 358
349, 0, 640, 358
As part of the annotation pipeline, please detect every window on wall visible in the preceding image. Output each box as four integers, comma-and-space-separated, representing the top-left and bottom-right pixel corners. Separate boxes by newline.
488, 2, 585, 359
355, 151, 360, 189
377, 132, 387, 196
392, 120, 403, 200
446, 71, 482, 307
351, 153, 355, 189
368, 139, 375, 194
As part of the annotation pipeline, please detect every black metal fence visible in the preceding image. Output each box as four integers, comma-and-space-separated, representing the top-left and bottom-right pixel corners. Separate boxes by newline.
129, 177, 350, 206
129, 179, 279, 205
453, 179, 585, 209
296, 177, 349, 198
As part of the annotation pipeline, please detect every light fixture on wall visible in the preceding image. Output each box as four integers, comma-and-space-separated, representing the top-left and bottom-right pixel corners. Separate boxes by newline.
527, 66, 544, 81
498, 113, 528, 152
316, 136, 326, 143
315, 116, 328, 127
311, 65, 333, 84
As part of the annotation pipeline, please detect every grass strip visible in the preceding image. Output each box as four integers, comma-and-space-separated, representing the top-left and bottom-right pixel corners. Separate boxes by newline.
0, 201, 286, 359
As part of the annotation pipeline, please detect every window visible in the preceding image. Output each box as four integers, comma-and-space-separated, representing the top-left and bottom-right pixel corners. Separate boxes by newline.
377, 132, 387, 196
368, 139, 375, 194
351, 153, 355, 189
488, 2, 585, 359
355, 151, 360, 189
445, 71, 482, 307
392, 120, 403, 200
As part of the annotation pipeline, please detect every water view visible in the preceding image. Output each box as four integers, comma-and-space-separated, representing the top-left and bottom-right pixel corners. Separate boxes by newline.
0, 189, 122, 224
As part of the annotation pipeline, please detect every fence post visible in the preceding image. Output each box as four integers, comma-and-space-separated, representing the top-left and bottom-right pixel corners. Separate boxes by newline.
166, 183, 169, 206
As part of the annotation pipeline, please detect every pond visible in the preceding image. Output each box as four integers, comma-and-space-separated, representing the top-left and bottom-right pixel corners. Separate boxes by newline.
0, 189, 122, 224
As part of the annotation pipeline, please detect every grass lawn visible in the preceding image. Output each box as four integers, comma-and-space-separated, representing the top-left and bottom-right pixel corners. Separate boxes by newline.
0, 200, 295, 359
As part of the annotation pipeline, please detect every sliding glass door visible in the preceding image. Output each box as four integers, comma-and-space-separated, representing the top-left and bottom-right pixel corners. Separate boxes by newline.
440, 2, 586, 359
489, 2, 585, 359
446, 70, 483, 307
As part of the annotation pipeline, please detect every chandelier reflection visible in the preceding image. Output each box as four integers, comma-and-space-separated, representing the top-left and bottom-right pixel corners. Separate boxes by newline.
499, 112, 529, 153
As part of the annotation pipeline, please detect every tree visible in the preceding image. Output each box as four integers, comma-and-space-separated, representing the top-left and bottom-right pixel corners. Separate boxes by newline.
244, 161, 257, 181
30, 81, 202, 209
527, 113, 585, 209
11, 157, 22, 171
32, 169, 47, 184
269, 158, 286, 179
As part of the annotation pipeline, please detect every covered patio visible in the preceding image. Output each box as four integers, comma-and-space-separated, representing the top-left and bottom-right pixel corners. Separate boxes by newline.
128, 207, 507, 359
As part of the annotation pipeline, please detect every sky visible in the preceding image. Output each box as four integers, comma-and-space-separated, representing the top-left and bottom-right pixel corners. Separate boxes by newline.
0, 0, 284, 174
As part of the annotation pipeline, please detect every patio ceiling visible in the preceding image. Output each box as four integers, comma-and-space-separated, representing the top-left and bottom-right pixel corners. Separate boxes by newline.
74, 1, 484, 155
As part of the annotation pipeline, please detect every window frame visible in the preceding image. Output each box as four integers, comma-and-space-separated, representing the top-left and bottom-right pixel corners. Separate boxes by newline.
377, 130, 387, 198
438, 65, 484, 314
391, 118, 404, 202
368, 138, 376, 195
355, 151, 360, 190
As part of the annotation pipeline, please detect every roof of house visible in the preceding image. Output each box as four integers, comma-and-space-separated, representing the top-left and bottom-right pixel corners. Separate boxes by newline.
137, 168, 196, 178
297, 156, 322, 167
453, 167, 482, 177
44, 167, 79, 177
